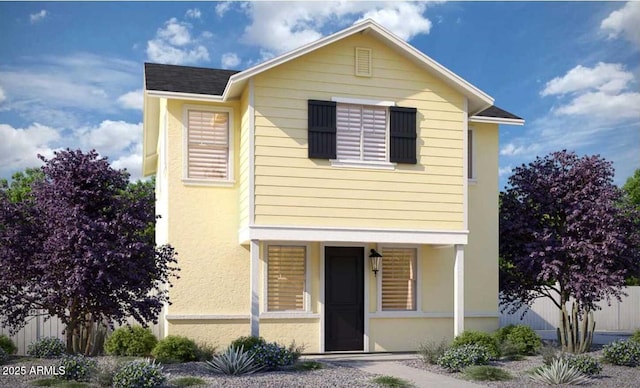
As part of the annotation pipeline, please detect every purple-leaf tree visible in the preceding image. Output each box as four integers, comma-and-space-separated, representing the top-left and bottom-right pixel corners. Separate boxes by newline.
0, 149, 179, 355
500, 150, 640, 353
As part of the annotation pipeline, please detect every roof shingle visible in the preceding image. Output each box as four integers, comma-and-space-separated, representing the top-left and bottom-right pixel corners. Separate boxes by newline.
144, 63, 239, 96
475, 105, 522, 120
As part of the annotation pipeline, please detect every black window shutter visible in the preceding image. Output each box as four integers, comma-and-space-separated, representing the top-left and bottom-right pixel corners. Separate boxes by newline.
308, 100, 337, 159
390, 106, 417, 164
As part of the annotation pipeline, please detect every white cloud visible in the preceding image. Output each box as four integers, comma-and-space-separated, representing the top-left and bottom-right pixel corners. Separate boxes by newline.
216, 2, 232, 18
185, 8, 201, 19
0, 85, 6, 104
30, 10, 47, 24
240, 1, 434, 56
601, 2, 640, 46
77, 120, 142, 158
500, 143, 525, 156
541, 62, 634, 96
111, 143, 143, 181
0, 54, 139, 127
0, 123, 59, 173
541, 63, 640, 122
221, 52, 241, 69
117, 89, 143, 111
147, 18, 210, 65
498, 166, 513, 177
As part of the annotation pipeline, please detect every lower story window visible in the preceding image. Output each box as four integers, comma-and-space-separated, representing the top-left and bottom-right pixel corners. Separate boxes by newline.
381, 247, 417, 311
267, 245, 306, 311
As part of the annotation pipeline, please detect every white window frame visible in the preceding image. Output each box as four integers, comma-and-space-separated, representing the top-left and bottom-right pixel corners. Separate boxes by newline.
376, 245, 422, 316
182, 104, 235, 186
262, 242, 312, 317
330, 97, 396, 171
468, 126, 477, 183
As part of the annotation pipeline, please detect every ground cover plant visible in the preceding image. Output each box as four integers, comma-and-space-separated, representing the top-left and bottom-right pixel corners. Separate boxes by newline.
111, 358, 166, 388
452, 330, 500, 358
437, 344, 490, 371
27, 337, 66, 358
601, 339, 640, 366
371, 375, 413, 387
463, 365, 512, 381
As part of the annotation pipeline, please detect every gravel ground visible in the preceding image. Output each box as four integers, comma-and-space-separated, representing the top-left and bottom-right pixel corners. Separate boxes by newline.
403, 348, 640, 388
0, 357, 381, 388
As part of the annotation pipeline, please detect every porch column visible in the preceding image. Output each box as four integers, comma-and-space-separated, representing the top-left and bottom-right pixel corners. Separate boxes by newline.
454, 244, 464, 336
250, 239, 260, 337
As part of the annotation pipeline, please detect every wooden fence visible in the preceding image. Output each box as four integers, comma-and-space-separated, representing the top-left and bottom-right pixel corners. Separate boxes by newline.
0, 312, 163, 356
500, 286, 640, 332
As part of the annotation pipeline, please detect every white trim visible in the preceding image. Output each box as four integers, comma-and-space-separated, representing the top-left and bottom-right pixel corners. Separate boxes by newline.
222, 19, 493, 113
330, 159, 396, 170
181, 179, 235, 187
454, 244, 465, 336
263, 242, 312, 313
331, 96, 395, 106
248, 79, 256, 224
243, 225, 468, 245
182, 104, 235, 183
463, 98, 469, 231
377, 245, 421, 313
364, 244, 370, 352
469, 116, 524, 126
147, 89, 224, 103
319, 246, 325, 353
369, 311, 499, 319
260, 312, 320, 319
166, 314, 250, 320
250, 240, 260, 337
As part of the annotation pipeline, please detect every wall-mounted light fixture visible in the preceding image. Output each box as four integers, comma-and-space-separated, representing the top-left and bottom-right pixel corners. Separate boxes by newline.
369, 249, 383, 277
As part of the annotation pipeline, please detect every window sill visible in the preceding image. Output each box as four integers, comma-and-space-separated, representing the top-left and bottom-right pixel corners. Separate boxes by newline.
468, 179, 478, 185
260, 312, 320, 319
330, 159, 396, 170
182, 179, 235, 187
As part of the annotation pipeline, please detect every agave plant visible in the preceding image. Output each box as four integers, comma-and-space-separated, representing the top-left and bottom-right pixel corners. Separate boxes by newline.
205, 346, 263, 375
529, 358, 592, 385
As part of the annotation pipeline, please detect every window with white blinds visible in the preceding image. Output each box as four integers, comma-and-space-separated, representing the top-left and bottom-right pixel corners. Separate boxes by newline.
381, 248, 417, 311
267, 245, 307, 312
186, 109, 229, 180
336, 103, 387, 161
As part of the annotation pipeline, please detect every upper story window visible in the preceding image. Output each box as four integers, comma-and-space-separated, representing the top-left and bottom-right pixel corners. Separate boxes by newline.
183, 106, 234, 185
337, 103, 387, 162
308, 99, 417, 166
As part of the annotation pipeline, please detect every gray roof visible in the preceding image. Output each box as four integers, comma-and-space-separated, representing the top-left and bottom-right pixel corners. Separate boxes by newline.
475, 105, 522, 120
144, 63, 240, 96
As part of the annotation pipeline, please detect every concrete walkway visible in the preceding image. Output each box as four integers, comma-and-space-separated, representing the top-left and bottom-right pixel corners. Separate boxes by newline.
304, 353, 484, 388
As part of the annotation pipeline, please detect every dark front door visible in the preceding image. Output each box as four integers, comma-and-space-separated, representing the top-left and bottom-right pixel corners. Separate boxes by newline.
325, 246, 364, 351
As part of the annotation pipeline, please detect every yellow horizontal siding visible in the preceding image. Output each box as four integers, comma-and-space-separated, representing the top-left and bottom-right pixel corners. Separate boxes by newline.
253, 33, 465, 230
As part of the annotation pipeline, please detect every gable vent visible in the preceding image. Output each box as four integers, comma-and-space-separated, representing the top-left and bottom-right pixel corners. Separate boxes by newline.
355, 47, 372, 77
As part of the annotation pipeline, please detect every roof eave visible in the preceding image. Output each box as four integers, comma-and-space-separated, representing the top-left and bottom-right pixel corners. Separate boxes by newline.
469, 116, 525, 126
146, 89, 225, 102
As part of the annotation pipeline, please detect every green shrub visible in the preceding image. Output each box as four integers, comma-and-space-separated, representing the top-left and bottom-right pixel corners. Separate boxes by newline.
251, 342, 295, 370
529, 358, 591, 385
293, 360, 323, 371
0, 334, 17, 355
151, 335, 198, 363
371, 375, 413, 387
564, 354, 602, 376
602, 339, 640, 367
104, 326, 157, 357
27, 337, 66, 358
418, 340, 449, 365
286, 340, 305, 363
0, 348, 7, 365
57, 354, 97, 381
194, 343, 217, 361
229, 336, 266, 352
497, 325, 540, 355
205, 346, 262, 375
463, 365, 512, 381
437, 344, 490, 372
540, 344, 560, 366
630, 330, 640, 343
112, 358, 166, 388
170, 376, 206, 387
452, 330, 499, 359
497, 340, 524, 361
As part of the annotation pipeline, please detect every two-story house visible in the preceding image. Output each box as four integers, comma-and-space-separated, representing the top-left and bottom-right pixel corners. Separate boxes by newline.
142, 19, 523, 352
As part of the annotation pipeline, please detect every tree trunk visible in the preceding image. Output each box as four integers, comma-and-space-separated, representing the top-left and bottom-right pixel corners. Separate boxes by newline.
558, 301, 595, 353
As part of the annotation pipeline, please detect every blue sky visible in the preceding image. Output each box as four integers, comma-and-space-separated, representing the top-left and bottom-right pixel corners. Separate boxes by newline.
0, 1, 638, 188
